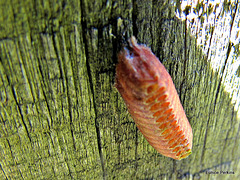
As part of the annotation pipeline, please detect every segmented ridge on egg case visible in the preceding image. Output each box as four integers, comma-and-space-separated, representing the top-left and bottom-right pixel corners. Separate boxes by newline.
115, 36, 193, 160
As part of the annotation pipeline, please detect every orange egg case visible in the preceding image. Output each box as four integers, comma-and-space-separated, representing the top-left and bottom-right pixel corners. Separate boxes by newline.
115, 36, 193, 160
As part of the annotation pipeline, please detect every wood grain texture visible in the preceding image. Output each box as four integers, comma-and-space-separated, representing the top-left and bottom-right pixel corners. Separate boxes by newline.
0, 0, 239, 179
